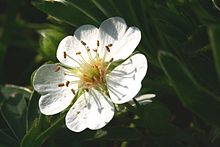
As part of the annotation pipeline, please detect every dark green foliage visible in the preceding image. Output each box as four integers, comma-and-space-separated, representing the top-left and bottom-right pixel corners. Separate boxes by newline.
0, 0, 220, 146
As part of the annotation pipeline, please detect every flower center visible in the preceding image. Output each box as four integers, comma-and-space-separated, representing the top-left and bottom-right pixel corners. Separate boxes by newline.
78, 56, 107, 89
57, 40, 114, 93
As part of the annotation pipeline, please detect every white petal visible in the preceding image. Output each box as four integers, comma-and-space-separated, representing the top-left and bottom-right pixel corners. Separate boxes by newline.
107, 27, 141, 61
98, 17, 127, 58
129, 94, 155, 106
57, 25, 98, 67
65, 89, 114, 132
135, 94, 155, 102
107, 54, 147, 104
74, 25, 99, 51
33, 64, 78, 115
57, 36, 81, 68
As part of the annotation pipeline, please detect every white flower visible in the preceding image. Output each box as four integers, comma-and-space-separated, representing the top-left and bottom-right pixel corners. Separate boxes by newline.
33, 17, 148, 132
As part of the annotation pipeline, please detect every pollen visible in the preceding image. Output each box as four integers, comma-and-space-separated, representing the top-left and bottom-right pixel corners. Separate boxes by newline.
62, 40, 113, 91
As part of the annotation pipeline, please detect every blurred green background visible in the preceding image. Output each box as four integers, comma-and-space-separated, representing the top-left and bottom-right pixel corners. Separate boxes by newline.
1, 0, 220, 146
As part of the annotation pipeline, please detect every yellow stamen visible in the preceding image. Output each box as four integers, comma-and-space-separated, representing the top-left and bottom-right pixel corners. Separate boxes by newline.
76, 51, 81, 55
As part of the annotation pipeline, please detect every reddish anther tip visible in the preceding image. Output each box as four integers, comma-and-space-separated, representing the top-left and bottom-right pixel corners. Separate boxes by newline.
76, 51, 81, 55
66, 81, 70, 87
105, 46, 110, 52
58, 83, 65, 87
64, 52, 67, 58
97, 40, 99, 46
55, 66, 61, 72
81, 40, 86, 46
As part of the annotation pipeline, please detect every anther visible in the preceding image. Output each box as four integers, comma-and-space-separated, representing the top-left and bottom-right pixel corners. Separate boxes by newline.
58, 83, 65, 87
63, 52, 67, 58
81, 40, 86, 46
108, 44, 113, 47
66, 81, 70, 87
86, 48, 90, 52
109, 58, 114, 62
105, 46, 110, 52
76, 51, 81, 55
97, 40, 99, 46
55, 65, 61, 72
85, 88, 89, 92
93, 49, 98, 52
71, 89, 76, 95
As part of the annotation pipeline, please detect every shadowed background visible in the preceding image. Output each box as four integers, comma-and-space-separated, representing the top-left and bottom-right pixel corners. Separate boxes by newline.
0, 0, 220, 147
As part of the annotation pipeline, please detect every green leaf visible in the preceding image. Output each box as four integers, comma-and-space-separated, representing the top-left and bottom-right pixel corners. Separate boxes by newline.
0, 129, 18, 147
188, 0, 215, 23
99, 127, 143, 141
142, 102, 171, 128
32, 0, 105, 27
21, 114, 65, 147
26, 91, 41, 129
156, 6, 194, 34
157, 20, 187, 42
183, 26, 208, 54
38, 27, 66, 61
84, 127, 143, 141
91, 0, 117, 17
158, 51, 220, 127
0, 85, 32, 141
208, 24, 220, 83
0, 84, 31, 101
182, 51, 220, 97
0, 41, 7, 68
21, 114, 49, 147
